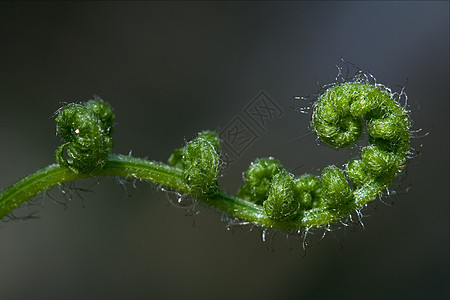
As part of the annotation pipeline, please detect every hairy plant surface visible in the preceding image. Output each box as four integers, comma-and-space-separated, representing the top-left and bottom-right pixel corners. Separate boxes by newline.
0, 77, 412, 233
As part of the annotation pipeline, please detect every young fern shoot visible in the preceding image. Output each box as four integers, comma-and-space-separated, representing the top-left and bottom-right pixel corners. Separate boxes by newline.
0, 76, 412, 234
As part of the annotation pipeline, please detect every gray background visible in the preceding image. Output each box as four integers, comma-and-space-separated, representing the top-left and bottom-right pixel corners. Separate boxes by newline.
0, 2, 448, 300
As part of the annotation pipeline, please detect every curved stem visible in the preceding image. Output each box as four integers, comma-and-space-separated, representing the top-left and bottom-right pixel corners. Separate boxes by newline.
0, 154, 188, 219
0, 154, 373, 229
0, 164, 82, 219
98, 155, 188, 192
1, 79, 412, 231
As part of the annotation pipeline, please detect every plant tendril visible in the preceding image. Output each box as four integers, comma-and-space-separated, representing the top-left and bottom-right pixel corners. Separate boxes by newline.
0, 77, 412, 234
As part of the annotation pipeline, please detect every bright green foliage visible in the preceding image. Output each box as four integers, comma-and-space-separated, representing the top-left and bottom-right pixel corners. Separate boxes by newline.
54, 99, 114, 174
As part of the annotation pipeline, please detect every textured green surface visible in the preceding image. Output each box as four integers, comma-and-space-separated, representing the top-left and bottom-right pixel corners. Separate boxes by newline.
54, 99, 114, 174
234, 82, 410, 226
0, 81, 411, 230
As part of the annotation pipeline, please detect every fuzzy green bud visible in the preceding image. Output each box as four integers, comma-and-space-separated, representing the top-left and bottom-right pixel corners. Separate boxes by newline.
182, 133, 220, 198
263, 171, 298, 221
321, 166, 353, 210
55, 99, 114, 174
237, 158, 284, 205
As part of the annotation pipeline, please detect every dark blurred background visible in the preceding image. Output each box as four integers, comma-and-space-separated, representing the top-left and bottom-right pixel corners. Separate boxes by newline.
0, 2, 448, 300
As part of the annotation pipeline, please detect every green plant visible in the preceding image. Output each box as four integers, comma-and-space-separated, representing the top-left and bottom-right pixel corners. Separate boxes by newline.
0, 77, 412, 233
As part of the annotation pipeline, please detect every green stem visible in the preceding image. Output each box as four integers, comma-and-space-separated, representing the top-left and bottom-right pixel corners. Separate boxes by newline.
0, 154, 187, 219
1, 80, 412, 231
0, 154, 371, 229
0, 164, 82, 219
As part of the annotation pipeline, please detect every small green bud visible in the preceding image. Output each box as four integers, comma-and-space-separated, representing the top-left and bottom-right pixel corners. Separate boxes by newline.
55, 99, 114, 174
182, 133, 220, 198
321, 166, 353, 210
168, 130, 220, 170
312, 83, 366, 148
196, 130, 221, 152
263, 171, 298, 221
361, 145, 395, 177
85, 98, 115, 135
346, 159, 372, 187
293, 175, 322, 210
237, 158, 284, 205
367, 115, 409, 142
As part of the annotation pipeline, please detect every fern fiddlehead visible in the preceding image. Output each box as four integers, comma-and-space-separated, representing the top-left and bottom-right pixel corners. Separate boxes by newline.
54, 99, 114, 174
0, 78, 412, 234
